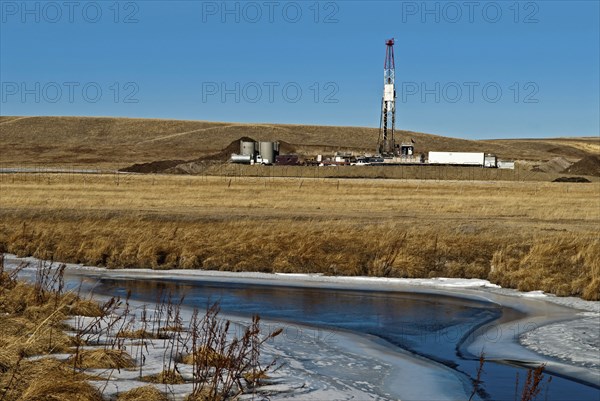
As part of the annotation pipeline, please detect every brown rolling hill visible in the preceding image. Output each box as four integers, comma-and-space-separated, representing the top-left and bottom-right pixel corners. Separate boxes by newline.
0, 116, 597, 169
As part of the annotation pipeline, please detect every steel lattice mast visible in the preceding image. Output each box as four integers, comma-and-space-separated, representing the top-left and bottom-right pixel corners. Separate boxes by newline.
378, 38, 396, 156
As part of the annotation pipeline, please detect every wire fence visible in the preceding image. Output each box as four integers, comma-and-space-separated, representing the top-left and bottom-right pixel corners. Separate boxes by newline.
0, 162, 591, 185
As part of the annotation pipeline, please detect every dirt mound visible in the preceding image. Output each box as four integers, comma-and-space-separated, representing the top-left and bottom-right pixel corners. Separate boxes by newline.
176, 136, 256, 164
120, 160, 186, 173
122, 137, 299, 174
212, 136, 256, 159
532, 157, 572, 173
120, 137, 273, 173
553, 177, 591, 183
189, 137, 296, 163
279, 140, 296, 154
165, 161, 216, 174
563, 155, 600, 177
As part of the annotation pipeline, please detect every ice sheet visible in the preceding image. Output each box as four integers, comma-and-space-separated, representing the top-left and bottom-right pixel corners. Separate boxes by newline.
4, 254, 599, 398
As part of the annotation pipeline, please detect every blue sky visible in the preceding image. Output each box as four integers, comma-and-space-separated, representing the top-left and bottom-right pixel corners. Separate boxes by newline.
1, 0, 598, 139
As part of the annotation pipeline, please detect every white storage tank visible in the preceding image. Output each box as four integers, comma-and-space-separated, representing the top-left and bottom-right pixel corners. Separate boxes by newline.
240, 141, 256, 157
258, 141, 277, 165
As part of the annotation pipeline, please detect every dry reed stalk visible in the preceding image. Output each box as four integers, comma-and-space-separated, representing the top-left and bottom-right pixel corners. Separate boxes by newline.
518, 364, 552, 401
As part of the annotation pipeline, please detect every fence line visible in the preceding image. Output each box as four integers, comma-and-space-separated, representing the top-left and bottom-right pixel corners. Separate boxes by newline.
0, 162, 591, 185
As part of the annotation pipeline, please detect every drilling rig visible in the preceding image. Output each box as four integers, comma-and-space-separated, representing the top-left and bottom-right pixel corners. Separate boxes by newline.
377, 38, 397, 157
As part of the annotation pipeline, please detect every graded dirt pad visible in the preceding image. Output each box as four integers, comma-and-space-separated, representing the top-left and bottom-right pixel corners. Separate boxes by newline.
563, 155, 600, 177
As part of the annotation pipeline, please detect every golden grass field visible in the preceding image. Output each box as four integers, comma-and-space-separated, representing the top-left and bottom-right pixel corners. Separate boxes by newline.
1, 173, 598, 300
1, 116, 598, 168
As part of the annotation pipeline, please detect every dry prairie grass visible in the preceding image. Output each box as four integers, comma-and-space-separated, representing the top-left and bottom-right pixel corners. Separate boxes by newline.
1, 358, 104, 401
180, 347, 231, 368
115, 329, 169, 340
141, 369, 186, 385
1, 174, 599, 299
486, 136, 600, 155
68, 349, 136, 370
116, 385, 169, 401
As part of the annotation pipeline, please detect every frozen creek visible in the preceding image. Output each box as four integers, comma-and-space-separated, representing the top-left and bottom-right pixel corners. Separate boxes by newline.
6, 255, 600, 401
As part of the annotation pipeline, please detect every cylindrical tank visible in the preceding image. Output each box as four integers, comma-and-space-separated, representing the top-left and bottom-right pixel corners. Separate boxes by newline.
230, 154, 252, 164
259, 142, 276, 164
240, 141, 255, 157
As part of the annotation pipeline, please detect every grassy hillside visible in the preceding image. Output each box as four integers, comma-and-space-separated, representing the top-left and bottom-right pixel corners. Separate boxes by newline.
1, 116, 597, 169
484, 137, 600, 160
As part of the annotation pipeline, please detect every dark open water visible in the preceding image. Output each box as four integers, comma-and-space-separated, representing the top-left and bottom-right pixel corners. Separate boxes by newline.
78, 275, 599, 401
